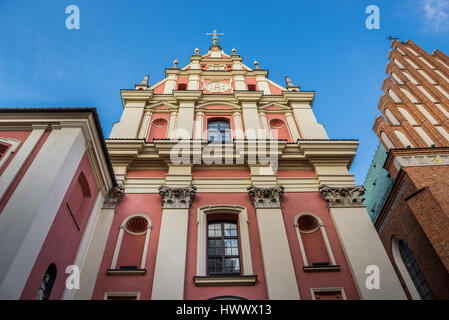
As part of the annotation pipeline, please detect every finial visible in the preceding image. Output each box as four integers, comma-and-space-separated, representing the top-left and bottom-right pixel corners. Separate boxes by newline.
285, 76, 300, 91
173, 59, 179, 68
195, 48, 199, 54
141, 74, 149, 85
232, 48, 236, 54
253, 60, 259, 69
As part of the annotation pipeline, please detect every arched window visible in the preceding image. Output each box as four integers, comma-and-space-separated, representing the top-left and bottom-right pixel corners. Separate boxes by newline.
294, 213, 339, 271
108, 215, 152, 275
35, 264, 57, 300
207, 221, 240, 275
392, 238, 434, 300
207, 119, 231, 143
66, 172, 92, 231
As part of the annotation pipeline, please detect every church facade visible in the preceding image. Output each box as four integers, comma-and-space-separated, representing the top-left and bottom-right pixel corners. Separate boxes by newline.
0, 38, 406, 300
366, 40, 449, 299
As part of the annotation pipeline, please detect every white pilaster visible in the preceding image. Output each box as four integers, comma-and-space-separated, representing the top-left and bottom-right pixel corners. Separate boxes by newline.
285, 112, 301, 141
0, 127, 46, 200
233, 112, 245, 140
241, 103, 262, 139
176, 102, 195, 139
256, 75, 271, 95
194, 111, 204, 140
168, 111, 178, 139
164, 74, 178, 94
255, 207, 300, 300
258, 112, 271, 139
138, 111, 152, 139
0, 127, 86, 299
151, 208, 189, 300
188, 74, 200, 90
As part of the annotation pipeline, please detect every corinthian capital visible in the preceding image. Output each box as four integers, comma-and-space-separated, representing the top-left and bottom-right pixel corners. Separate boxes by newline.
319, 185, 365, 208
159, 185, 197, 209
103, 185, 125, 208
247, 185, 284, 208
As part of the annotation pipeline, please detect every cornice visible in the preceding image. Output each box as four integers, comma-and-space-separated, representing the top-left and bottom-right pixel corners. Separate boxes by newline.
172, 90, 203, 102
120, 90, 154, 107
234, 91, 264, 102
283, 91, 315, 105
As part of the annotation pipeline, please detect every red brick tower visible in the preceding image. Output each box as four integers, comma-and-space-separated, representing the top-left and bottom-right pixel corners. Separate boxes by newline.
372, 40, 449, 300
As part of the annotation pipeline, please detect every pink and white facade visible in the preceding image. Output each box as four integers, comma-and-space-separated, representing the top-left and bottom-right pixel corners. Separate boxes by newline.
0, 41, 407, 300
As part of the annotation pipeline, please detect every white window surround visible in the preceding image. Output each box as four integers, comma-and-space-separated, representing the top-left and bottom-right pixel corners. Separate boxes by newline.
310, 287, 347, 300
294, 213, 336, 267
391, 237, 421, 300
110, 214, 152, 270
104, 292, 141, 300
0, 137, 21, 170
196, 205, 253, 277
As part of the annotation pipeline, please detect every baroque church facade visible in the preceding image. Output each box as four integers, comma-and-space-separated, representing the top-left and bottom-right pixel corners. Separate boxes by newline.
0, 37, 407, 300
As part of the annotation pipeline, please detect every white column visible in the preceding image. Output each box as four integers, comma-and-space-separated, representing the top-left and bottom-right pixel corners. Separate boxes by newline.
71, 205, 115, 300
320, 186, 407, 300
234, 75, 247, 90
168, 111, 178, 139
256, 207, 300, 300
151, 208, 190, 300
151, 185, 195, 300
0, 127, 46, 200
256, 75, 271, 95
258, 112, 271, 139
138, 111, 152, 139
188, 74, 200, 90
0, 127, 86, 299
233, 112, 245, 140
194, 111, 204, 140
164, 74, 178, 94
285, 112, 301, 141
241, 103, 262, 139
176, 102, 195, 139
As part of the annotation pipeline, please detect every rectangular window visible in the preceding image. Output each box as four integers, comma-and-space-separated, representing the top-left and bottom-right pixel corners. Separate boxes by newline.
247, 84, 256, 91
207, 221, 241, 276
177, 83, 187, 91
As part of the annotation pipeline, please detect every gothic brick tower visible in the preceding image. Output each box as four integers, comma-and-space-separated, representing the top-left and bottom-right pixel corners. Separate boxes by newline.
367, 39, 449, 300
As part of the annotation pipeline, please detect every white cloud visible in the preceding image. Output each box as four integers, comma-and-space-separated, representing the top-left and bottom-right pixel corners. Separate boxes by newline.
422, 0, 449, 32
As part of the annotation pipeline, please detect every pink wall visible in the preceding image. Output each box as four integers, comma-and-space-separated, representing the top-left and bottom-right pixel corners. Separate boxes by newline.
266, 113, 292, 142
20, 153, 99, 299
147, 113, 170, 141
281, 192, 360, 300
91, 194, 162, 300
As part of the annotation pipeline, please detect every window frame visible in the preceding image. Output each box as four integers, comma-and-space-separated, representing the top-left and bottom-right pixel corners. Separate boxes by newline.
207, 118, 231, 143
207, 220, 241, 276
196, 205, 253, 277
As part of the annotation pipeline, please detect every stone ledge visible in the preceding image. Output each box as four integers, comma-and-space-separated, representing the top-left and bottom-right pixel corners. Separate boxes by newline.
193, 275, 257, 287
107, 269, 147, 276
303, 265, 341, 272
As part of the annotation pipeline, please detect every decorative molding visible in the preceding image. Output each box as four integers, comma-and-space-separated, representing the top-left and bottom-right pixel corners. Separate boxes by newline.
394, 154, 449, 170
193, 275, 257, 287
158, 185, 197, 208
103, 185, 125, 208
247, 185, 284, 208
319, 185, 365, 208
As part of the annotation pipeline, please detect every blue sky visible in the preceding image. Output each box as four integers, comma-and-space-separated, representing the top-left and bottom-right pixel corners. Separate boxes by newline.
1, 0, 449, 184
